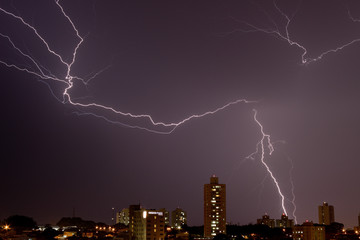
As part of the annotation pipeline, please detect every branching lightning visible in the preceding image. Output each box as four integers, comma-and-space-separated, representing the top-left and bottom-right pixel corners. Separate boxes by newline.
348, 9, 360, 23
0, 0, 296, 218
230, 0, 360, 65
288, 157, 297, 224
251, 109, 288, 216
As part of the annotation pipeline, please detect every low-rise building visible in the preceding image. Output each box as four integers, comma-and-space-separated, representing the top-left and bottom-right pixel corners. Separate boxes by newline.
293, 221, 325, 240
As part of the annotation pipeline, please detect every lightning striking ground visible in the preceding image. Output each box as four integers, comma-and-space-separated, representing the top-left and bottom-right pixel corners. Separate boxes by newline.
288, 157, 298, 224
0, 0, 293, 218
251, 109, 288, 216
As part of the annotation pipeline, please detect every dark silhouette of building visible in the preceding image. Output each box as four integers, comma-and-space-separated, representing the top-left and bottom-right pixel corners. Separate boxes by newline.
257, 213, 293, 228
276, 213, 294, 228
257, 214, 275, 228
171, 208, 187, 229
318, 202, 335, 225
204, 175, 226, 238
129, 204, 141, 240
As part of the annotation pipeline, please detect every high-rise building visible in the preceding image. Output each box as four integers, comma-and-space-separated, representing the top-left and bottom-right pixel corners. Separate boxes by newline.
293, 221, 325, 240
257, 213, 293, 228
204, 175, 226, 238
117, 208, 130, 225
129, 204, 142, 240
158, 208, 170, 226
318, 202, 335, 225
171, 208, 187, 229
128, 205, 166, 240
145, 210, 165, 240
358, 213, 360, 226
257, 214, 275, 228
275, 213, 294, 228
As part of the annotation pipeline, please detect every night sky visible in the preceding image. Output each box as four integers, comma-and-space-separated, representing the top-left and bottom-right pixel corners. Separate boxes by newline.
1, 0, 360, 228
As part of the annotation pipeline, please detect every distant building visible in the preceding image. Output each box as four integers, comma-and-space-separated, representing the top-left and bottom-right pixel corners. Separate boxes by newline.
276, 213, 294, 228
117, 208, 130, 225
257, 214, 275, 228
257, 214, 293, 228
204, 175, 226, 238
293, 221, 325, 240
318, 202, 335, 225
355, 213, 360, 234
171, 208, 187, 229
158, 208, 170, 226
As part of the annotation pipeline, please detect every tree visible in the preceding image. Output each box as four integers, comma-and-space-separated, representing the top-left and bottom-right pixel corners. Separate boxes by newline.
5, 215, 37, 232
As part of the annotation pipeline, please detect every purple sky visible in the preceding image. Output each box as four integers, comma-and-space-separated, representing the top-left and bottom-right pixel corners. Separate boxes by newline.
1, 0, 360, 228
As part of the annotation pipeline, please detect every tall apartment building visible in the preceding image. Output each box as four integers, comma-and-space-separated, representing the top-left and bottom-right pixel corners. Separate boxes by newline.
117, 208, 130, 225
293, 221, 325, 240
318, 202, 335, 225
129, 205, 145, 240
158, 208, 169, 226
276, 213, 294, 228
171, 208, 187, 229
257, 214, 275, 228
128, 205, 165, 240
145, 211, 165, 240
204, 175, 226, 238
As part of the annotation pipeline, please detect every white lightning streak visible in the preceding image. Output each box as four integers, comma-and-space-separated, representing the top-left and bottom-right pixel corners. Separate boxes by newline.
232, 1, 360, 65
348, 9, 360, 23
0, 2, 257, 134
252, 109, 288, 216
288, 157, 297, 224
0, 1, 293, 215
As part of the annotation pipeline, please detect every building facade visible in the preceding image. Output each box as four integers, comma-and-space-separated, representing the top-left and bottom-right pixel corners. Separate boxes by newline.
318, 202, 335, 225
158, 208, 170, 226
257, 214, 293, 228
145, 211, 166, 240
129, 204, 142, 240
293, 221, 325, 240
171, 208, 187, 229
117, 208, 130, 225
128, 205, 166, 240
276, 213, 294, 228
204, 175, 226, 238
257, 214, 275, 228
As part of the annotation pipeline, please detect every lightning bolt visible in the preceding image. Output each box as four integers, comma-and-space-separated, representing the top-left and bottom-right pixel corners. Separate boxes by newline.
230, 0, 360, 65
0, 0, 294, 218
251, 109, 288, 216
0, 1, 257, 134
348, 9, 360, 23
287, 157, 297, 224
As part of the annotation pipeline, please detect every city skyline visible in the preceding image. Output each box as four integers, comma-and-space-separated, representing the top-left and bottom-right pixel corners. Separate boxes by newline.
1, 0, 360, 228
